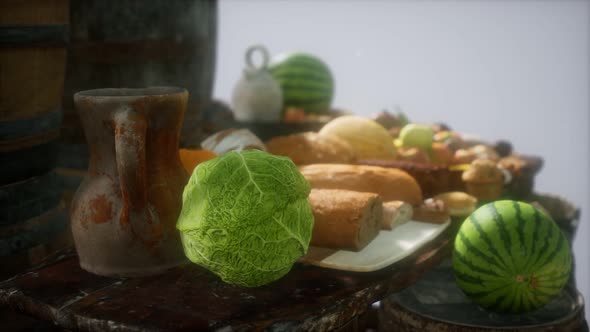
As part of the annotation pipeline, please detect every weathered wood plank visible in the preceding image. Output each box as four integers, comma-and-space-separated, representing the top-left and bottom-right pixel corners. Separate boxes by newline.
0, 225, 452, 332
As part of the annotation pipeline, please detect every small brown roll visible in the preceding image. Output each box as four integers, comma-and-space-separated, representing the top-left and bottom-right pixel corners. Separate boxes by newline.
432, 191, 477, 217
413, 198, 450, 224
299, 164, 423, 206
382, 201, 413, 230
309, 189, 382, 251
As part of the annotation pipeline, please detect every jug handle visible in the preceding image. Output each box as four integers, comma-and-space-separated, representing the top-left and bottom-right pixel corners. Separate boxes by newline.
113, 107, 148, 222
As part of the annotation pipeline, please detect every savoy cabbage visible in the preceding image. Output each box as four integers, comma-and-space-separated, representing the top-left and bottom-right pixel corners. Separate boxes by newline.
177, 150, 314, 287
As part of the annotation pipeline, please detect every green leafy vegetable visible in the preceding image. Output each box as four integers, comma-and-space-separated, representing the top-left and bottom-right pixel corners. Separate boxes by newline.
177, 150, 314, 287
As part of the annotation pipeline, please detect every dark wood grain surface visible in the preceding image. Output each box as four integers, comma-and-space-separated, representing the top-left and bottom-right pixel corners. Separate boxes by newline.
0, 224, 452, 332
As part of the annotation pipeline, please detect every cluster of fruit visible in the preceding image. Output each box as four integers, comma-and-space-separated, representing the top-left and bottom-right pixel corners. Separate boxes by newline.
375, 111, 501, 166
371, 110, 542, 202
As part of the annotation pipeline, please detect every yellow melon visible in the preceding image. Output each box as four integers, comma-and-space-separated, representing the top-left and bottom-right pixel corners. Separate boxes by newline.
319, 115, 396, 160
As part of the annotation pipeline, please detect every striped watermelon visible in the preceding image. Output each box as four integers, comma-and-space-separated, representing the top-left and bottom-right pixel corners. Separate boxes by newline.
268, 53, 334, 114
452, 200, 572, 313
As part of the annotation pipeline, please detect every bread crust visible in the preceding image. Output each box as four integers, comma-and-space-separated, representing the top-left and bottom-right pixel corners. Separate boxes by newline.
299, 164, 423, 206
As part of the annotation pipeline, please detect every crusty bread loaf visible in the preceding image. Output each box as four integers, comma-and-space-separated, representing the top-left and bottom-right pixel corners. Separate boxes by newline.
309, 189, 382, 251
266, 132, 355, 165
299, 164, 423, 206
357, 159, 450, 199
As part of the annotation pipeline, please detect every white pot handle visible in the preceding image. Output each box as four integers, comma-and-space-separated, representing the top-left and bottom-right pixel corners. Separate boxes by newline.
245, 44, 270, 70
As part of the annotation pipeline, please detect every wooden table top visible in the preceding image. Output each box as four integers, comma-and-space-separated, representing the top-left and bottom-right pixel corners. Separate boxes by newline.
0, 225, 452, 332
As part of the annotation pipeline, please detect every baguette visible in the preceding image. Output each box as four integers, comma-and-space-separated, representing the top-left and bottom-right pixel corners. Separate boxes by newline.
299, 164, 423, 206
381, 201, 413, 230
309, 189, 382, 251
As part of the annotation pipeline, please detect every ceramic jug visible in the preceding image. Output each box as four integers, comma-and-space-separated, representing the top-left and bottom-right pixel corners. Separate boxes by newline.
71, 87, 188, 277
231, 45, 283, 123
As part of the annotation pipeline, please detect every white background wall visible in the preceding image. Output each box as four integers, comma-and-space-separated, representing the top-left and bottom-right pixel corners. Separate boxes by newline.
214, 0, 590, 319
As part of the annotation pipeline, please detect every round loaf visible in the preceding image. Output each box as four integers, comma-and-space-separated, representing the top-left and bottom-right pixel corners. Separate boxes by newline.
266, 132, 355, 165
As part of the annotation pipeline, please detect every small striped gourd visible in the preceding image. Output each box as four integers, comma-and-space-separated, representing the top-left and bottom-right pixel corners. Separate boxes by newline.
269, 53, 334, 114
452, 200, 572, 313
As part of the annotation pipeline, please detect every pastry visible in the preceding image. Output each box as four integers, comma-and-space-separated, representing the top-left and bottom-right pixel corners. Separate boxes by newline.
432, 191, 477, 217
453, 144, 500, 164
462, 159, 504, 201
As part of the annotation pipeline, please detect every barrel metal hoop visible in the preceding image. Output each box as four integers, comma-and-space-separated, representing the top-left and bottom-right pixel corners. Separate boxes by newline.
0, 25, 69, 47
0, 171, 62, 226
0, 110, 63, 141
0, 208, 68, 256
0, 171, 60, 211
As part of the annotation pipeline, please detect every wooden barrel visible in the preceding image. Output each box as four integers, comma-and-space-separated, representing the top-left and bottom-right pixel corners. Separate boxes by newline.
530, 193, 580, 245
0, 170, 62, 225
0, 171, 71, 280
530, 193, 580, 292
379, 261, 588, 332
60, 0, 217, 147
0, 0, 69, 185
55, 143, 88, 209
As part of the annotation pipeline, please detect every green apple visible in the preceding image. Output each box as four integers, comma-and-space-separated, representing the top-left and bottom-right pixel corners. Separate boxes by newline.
398, 124, 434, 150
